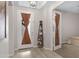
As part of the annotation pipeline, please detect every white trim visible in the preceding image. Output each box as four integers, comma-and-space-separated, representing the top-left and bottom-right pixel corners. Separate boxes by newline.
16, 10, 34, 50
53, 10, 62, 50
33, 45, 38, 48
9, 52, 14, 57
43, 47, 53, 51
54, 44, 61, 50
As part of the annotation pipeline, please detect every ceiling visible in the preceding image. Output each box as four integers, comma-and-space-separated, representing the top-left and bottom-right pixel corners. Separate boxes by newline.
9, 1, 61, 9
56, 1, 79, 13
13, 1, 47, 9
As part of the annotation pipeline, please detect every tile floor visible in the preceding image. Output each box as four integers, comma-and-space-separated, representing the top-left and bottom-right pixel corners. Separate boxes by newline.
55, 44, 79, 58
10, 48, 62, 58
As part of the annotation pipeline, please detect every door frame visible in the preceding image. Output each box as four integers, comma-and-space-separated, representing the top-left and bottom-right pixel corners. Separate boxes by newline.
53, 10, 62, 50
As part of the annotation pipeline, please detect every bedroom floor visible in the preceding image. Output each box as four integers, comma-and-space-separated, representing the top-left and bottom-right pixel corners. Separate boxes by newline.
10, 48, 62, 58
55, 44, 79, 58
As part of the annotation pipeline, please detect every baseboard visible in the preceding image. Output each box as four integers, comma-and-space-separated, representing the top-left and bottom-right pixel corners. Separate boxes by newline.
33, 45, 53, 51
14, 46, 53, 51
62, 42, 67, 44
33, 45, 38, 48
43, 47, 53, 51
14, 45, 38, 51
9, 52, 14, 57
14, 48, 19, 51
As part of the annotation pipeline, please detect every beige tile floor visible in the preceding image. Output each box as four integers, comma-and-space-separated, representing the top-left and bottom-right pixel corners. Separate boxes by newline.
55, 44, 79, 58
10, 48, 62, 58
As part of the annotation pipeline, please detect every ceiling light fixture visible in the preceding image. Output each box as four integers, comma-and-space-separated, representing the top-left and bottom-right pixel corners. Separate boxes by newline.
29, 1, 37, 8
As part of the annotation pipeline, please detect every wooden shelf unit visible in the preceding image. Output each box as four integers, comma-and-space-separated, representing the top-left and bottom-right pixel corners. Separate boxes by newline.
37, 21, 43, 48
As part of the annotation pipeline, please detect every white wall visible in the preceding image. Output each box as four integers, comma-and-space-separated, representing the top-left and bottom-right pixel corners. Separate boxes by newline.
0, 2, 9, 57
8, 6, 15, 56
0, 1, 64, 57
0, 39, 8, 57
8, 4, 44, 56
8, 1, 64, 56
13, 6, 41, 50
61, 11, 79, 43
40, 1, 63, 50
0, 9, 5, 39
10, 1, 63, 52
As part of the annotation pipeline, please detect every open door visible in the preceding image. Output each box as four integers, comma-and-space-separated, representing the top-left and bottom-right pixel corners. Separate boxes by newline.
53, 11, 62, 50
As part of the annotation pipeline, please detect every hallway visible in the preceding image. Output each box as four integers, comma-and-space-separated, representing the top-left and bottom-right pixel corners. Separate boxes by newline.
11, 48, 62, 58
1, 1, 79, 58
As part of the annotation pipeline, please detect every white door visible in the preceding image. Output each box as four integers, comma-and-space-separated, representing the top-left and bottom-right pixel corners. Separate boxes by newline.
16, 10, 33, 49
53, 11, 62, 50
